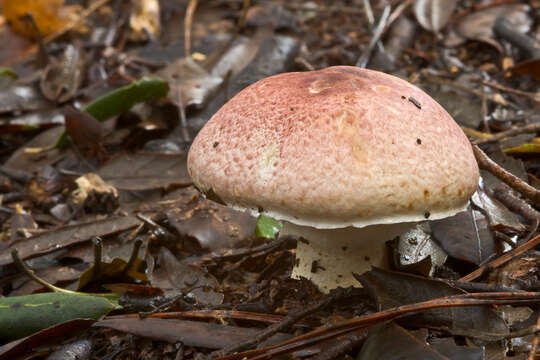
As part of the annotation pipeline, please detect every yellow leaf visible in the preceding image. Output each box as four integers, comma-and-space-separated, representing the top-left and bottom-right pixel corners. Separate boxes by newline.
504, 143, 540, 154
3, 0, 77, 39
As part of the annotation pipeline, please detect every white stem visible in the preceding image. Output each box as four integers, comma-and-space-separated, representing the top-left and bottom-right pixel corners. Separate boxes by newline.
281, 221, 416, 293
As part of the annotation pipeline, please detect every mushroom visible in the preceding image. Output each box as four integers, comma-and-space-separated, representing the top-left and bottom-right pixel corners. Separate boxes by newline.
187, 66, 479, 293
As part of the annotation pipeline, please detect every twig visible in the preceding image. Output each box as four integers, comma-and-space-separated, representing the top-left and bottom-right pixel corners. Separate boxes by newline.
184, 0, 199, 58
237, 0, 251, 28
310, 329, 367, 360
210, 287, 352, 359
11, 249, 79, 295
217, 292, 540, 360
528, 315, 540, 360
476, 80, 540, 102
472, 145, 540, 205
474, 123, 540, 145
356, 5, 390, 68
423, 73, 509, 106
459, 234, 540, 282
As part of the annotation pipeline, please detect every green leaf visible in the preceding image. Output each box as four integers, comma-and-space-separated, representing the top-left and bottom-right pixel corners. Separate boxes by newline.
84, 76, 169, 122
0, 293, 116, 340
55, 76, 169, 148
255, 215, 282, 239
0, 67, 17, 79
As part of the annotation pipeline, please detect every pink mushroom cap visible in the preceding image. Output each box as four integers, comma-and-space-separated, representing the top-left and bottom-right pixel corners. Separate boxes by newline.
187, 66, 479, 229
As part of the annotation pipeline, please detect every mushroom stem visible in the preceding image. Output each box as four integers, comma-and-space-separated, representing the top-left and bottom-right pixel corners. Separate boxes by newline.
281, 221, 416, 293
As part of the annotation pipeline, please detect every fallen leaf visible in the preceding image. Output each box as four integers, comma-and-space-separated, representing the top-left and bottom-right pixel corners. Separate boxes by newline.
456, 4, 531, 52
358, 322, 483, 360
93, 317, 291, 349
98, 152, 191, 190
157, 247, 224, 306
0, 293, 115, 340
0, 319, 95, 360
0, 215, 141, 266
413, 0, 457, 33
166, 192, 256, 250
430, 206, 497, 265
356, 268, 508, 339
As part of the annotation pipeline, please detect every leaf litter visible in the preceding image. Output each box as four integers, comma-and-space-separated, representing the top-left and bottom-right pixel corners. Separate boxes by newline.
0, 0, 540, 359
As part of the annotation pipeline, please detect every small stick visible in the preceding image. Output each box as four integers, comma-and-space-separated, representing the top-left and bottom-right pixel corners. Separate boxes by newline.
459, 234, 540, 282
528, 315, 540, 360
472, 145, 540, 205
210, 288, 352, 359
474, 123, 540, 145
184, 0, 199, 58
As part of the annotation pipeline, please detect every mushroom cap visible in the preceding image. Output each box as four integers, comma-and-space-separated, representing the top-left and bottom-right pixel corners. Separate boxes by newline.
187, 66, 479, 229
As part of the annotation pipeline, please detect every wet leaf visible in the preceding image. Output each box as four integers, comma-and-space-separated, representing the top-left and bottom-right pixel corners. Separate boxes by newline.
0, 216, 141, 266
0, 319, 95, 360
0, 293, 115, 340
166, 192, 256, 250
94, 317, 291, 349
358, 322, 483, 360
430, 206, 496, 265
413, 0, 457, 33
356, 268, 508, 339
158, 247, 224, 306
64, 106, 108, 161
98, 152, 190, 191
255, 215, 282, 239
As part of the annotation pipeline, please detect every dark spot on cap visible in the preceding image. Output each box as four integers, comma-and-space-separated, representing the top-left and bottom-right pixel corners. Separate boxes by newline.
341, 246, 348, 251
424, 211, 430, 219
417, 138, 422, 145
364, 256, 370, 262
290, 107, 294, 111
213, 141, 219, 148
401, 95, 406, 100
409, 96, 422, 109
299, 238, 310, 245
311, 260, 325, 273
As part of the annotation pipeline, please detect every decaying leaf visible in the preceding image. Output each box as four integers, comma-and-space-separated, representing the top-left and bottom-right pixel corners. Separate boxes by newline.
0, 215, 141, 266
356, 268, 508, 339
40, 45, 85, 103
0, 319, 95, 360
166, 190, 257, 251
456, 4, 531, 52
98, 152, 191, 191
2, 0, 79, 39
358, 322, 483, 360
158, 247, 224, 306
94, 317, 291, 349
71, 173, 119, 213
